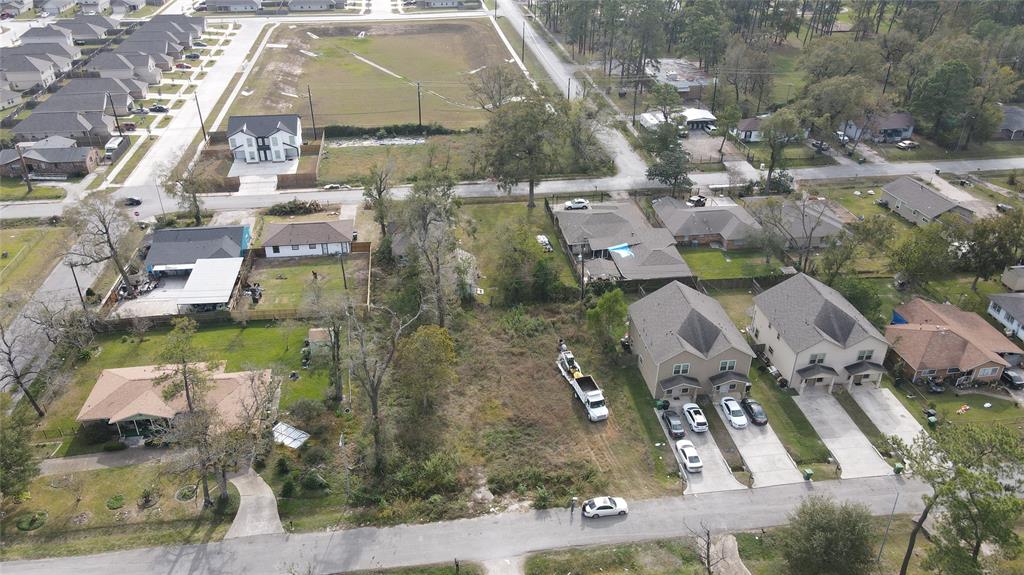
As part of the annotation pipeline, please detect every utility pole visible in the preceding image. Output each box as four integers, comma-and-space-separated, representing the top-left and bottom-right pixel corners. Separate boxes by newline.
631, 79, 640, 126
307, 85, 317, 140
521, 20, 526, 60
68, 262, 88, 313
106, 91, 123, 136
877, 492, 899, 565
194, 92, 207, 141
566, 77, 572, 100
13, 143, 33, 193
711, 70, 719, 113
578, 252, 585, 314
338, 249, 348, 290
416, 82, 422, 127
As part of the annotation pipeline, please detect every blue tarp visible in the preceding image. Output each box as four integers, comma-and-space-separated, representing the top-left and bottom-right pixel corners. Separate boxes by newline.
608, 243, 634, 258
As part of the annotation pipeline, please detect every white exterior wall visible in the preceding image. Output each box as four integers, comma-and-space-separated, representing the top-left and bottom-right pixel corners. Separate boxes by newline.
5, 67, 56, 90
229, 127, 301, 163
750, 305, 798, 384
989, 301, 1024, 341
266, 242, 350, 257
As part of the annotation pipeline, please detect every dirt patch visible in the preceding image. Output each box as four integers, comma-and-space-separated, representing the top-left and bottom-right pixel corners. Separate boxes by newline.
70, 512, 91, 526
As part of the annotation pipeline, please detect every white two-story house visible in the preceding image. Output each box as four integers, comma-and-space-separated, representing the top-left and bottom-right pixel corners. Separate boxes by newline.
989, 293, 1024, 343
227, 114, 302, 164
750, 273, 889, 393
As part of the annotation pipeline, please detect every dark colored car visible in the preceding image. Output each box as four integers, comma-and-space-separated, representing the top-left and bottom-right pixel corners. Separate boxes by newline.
123, 197, 142, 206
193, 41, 208, 47
185, 53, 200, 60
740, 398, 768, 426
1001, 368, 1024, 390
661, 409, 686, 438
149, 105, 169, 113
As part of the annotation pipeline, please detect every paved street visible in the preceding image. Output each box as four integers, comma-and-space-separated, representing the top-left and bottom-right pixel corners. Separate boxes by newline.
793, 387, 893, 479
3, 475, 927, 575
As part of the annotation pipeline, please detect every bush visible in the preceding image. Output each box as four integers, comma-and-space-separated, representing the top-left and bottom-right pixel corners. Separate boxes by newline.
275, 456, 291, 476
300, 471, 328, 491
265, 199, 324, 216
105, 494, 125, 509
280, 479, 296, 498
302, 445, 329, 466
500, 305, 550, 338
175, 485, 197, 501
16, 511, 47, 532
321, 123, 458, 139
102, 441, 127, 452
288, 398, 326, 428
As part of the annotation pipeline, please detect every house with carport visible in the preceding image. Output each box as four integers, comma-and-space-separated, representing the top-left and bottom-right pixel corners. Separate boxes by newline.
628, 280, 755, 401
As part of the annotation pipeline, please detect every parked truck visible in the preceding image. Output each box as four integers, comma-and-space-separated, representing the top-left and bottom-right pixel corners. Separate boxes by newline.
557, 346, 609, 422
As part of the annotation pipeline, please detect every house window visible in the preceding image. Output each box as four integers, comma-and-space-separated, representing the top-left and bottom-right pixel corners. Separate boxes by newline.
248, 152, 255, 160
291, 245, 299, 250
271, 246, 280, 253
289, 135, 295, 144
308, 244, 315, 249
752, 327, 760, 338
672, 363, 690, 376
274, 150, 281, 160
229, 137, 236, 147
719, 360, 736, 372
809, 353, 826, 365
271, 136, 278, 146
991, 302, 1002, 313
978, 367, 999, 377
917, 369, 937, 377
729, 383, 737, 390
767, 346, 774, 355
947, 367, 960, 374
857, 350, 874, 362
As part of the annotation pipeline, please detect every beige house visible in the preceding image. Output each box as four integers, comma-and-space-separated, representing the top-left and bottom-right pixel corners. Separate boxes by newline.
1002, 265, 1024, 292
750, 274, 889, 393
627, 280, 754, 400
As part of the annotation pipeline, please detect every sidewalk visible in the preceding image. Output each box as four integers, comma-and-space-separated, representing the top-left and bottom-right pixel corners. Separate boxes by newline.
39, 448, 173, 477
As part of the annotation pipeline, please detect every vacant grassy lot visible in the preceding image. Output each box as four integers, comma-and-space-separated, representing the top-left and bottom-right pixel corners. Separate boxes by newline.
974, 170, 1022, 193
243, 254, 369, 312
744, 141, 837, 168
872, 137, 1024, 162
319, 135, 485, 185
708, 287, 755, 328
679, 248, 777, 280
881, 376, 1024, 431
0, 177, 66, 202
527, 539, 701, 575
229, 20, 516, 128
802, 176, 898, 220
32, 322, 323, 455
0, 463, 238, 560
941, 172, 1024, 210
922, 274, 1007, 315
0, 226, 72, 321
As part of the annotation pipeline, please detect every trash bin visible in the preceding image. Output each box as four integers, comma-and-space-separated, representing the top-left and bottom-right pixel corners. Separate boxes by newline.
927, 415, 938, 428
803, 468, 814, 481
894, 463, 905, 475
655, 399, 669, 411
858, 157, 866, 164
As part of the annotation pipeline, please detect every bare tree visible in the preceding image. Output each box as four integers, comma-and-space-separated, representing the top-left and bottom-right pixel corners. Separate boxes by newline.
347, 304, 420, 473
750, 197, 830, 271
689, 521, 724, 575
130, 316, 153, 343
403, 167, 460, 328
302, 279, 347, 402
469, 64, 525, 112
0, 323, 45, 417
362, 149, 394, 239
23, 300, 96, 359
64, 194, 134, 288
160, 162, 212, 227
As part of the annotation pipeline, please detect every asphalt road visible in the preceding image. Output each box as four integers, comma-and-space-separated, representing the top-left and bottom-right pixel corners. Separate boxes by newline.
3, 475, 928, 575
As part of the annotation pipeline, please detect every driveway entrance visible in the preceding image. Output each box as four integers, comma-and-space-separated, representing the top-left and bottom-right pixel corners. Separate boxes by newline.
849, 385, 925, 447
793, 386, 892, 479
658, 407, 746, 495
716, 408, 804, 487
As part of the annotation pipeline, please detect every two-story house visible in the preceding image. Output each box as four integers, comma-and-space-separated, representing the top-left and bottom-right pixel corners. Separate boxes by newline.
988, 293, 1024, 343
627, 280, 755, 400
750, 273, 889, 393
227, 114, 302, 164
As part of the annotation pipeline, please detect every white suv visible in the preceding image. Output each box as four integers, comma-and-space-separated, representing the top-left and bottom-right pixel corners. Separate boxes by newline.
682, 403, 708, 433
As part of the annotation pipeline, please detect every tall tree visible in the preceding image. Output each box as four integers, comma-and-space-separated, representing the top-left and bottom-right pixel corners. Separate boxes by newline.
645, 147, 693, 195
362, 148, 394, 239
956, 212, 1023, 290
911, 59, 974, 144
799, 36, 884, 82
750, 196, 829, 271
586, 288, 627, 352
468, 63, 526, 113
777, 495, 876, 575
886, 221, 954, 289
160, 163, 212, 227
717, 105, 741, 154
303, 278, 348, 401
485, 94, 565, 208
393, 325, 456, 417
0, 398, 40, 500
0, 322, 45, 418
64, 194, 134, 289
648, 82, 680, 121
403, 167, 460, 328
759, 108, 802, 192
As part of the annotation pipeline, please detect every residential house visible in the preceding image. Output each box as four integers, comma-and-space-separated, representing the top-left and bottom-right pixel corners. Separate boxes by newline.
1003, 265, 1024, 292
553, 200, 692, 283
261, 219, 354, 257
997, 104, 1024, 140
56, 18, 111, 42
73, 12, 117, 28
6, 41, 82, 61
748, 198, 844, 250
843, 111, 914, 143
78, 0, 111, 13
19, 24, 74, 47
227, 114, 302, 164
0, 136, 99, 177
1, 87, 24, 110
138, 20, 200, 40
150, 14, 206, 34
750, 273, 889, 392
86, 52, 161, 84
117, 39, 183, 59
34, 0, 76, 13
652, 196, 762, 249
628, 280, 755, 400
881, 176, 974, 226
110, 0, 140, 14
887, 298, 1023, 384
1, 0, 32, 15
3, 48, 72, 75
206, 0, 260, 11
35, 90, 134, 115
989, 293, 1024, 342
131, 28, 192, 48
62, 76, 148, 100
144, 225, 250, 275
731, 116, 766, 143
76, 365, 271, 437
288, 0, 336, 9
680, 108, 716, 130
418, 0, 458, 7
1, 55, 57, 90
12, 110, 114, 143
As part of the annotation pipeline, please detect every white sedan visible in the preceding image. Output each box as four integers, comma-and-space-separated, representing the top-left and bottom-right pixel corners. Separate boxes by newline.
720, 396, 748, 429
582, 496, 628, 518
676, 440, 703, 473
564, 198, 591, 210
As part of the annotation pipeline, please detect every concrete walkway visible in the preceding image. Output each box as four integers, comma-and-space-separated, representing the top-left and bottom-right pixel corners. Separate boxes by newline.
712, 534, 753, 575
38, 448, 173, 477
2, 475, 928, 575
224, 469, 285, 539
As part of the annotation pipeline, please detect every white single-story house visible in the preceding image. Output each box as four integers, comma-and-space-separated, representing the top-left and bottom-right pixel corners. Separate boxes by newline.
261, 219, 354, 257
843, 111, 914, 144
989, 293, 1024, 342
731, 116, 766, 142
227, 114, 302, 164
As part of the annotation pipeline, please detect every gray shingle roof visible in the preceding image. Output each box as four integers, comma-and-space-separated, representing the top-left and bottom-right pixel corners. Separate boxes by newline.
2, 55, 54, 73
736, 117, 763, 132
844, 360, 885, 374
34, 135, 76, 148
55, 20, 107, 39
628, 280, 754, 364
145, 226, 247, 268
990, 292, 1024, 322
5, 42, 78, 59
882, 176, 957, 219
20, 25, 71, 40
653, 197, 761, 241
262, 220, 354, 247
35, 92, 124, 114
607, 238, 692, 280
999, 104, 1024, 133
227, 114, 301, 138
23, 146, 93, 163
754, 273, 884, 353
869, 111, 914, 131
13, 112, 93, 135
61, 78, 137, 96
796, 363, 838, 378
709, 370, 750, 385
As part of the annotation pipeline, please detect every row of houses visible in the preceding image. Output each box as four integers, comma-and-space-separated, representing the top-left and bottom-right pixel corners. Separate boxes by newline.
200, 0, 343, 11
1, 13, 117, 93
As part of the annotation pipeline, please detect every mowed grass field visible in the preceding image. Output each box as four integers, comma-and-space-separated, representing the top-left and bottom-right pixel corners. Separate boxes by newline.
0, 226, 72, 322
229, 20, 516, 129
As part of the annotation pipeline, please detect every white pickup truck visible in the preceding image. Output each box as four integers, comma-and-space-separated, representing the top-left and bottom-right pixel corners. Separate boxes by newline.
557, 349, 609, 422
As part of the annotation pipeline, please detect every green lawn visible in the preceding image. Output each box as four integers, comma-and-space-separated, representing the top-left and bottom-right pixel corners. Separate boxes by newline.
0, 463, 238, 560
747, 365, 832, 466
921, 274, 1007, 316
0, 177, 66, 202
872, 137, 1024, 162
679, 248, 778, 280
880, 375, 1024, 431
745, 142, 837, 168
710, 288, 756, 328
0, 226, 72, 323
319, 135, 484, 185
768, 46, 805, 106
974, 170, 1021, 193
526, 539, 701, 575
243, 255, 368, 312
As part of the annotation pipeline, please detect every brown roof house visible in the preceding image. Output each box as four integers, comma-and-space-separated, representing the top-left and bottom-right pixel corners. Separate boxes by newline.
887, 298, 1023, 385
627, 280, 755, 400
76, 364, 271, 437
262, 219, 355, 258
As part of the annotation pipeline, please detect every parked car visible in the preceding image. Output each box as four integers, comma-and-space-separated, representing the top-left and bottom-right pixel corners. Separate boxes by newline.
661, 409, 686, 439
811, 140, 830, 152
675, 440, 703, 473
996, 203, 1015, 213
149, 105, 169, 113
83, 10, 97, 15
123, 197, 142, 206
175, 63, 192, 70
703, 125, 718, 136
39, 11, 50, 17
323, 183, 342, 190
185, 53, 201, 60
896, 140, 919, 150
720, 396, 748, 429
834, 131, 850, 144
1001, 368, 1024, 390
193, 41, 208, 47
740, 398, 768, 426
134, 107, 149, 115
122, 122, 137, 132
564, 198, 590, 210
682, 403, 708, 433
582, 496, 628, 518
535, 234, 553, 252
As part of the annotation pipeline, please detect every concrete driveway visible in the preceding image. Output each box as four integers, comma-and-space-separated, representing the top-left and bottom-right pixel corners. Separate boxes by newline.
715, 406, 804, 488
658, 409, 746, 495
793, 387, 892, 479
849, 385, 926, 447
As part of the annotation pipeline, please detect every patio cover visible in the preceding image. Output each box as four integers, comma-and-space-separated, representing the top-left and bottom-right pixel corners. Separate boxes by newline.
176, 257, 243, 306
